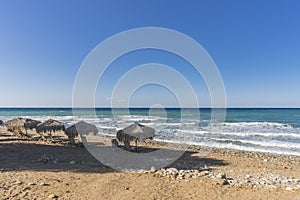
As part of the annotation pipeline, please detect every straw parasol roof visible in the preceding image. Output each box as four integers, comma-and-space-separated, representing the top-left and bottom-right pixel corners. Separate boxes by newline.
4, 117, 41, 136
36, 119, 65, 134
117, 122, 155, 151
4, 117, 25, 131
65, 121, 98, 145
24, 118, 41, 130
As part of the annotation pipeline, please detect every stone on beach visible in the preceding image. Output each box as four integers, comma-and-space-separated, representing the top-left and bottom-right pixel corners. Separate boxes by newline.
199, 171, 210, 177
150, 166, 156, 173
48, 194, 59, 199
38, 154, 58, 164
216, 173, 226, 179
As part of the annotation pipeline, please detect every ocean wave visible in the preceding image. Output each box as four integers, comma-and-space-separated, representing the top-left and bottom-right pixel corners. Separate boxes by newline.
179, 129, 300, 139
154, 138, 300, 156
211, 122, 294, 129
209, 137, 300, 149
216, 131, 300, 139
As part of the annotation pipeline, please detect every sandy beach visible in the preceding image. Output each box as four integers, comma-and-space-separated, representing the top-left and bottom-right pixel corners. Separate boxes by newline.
0, 128, 299, 200
1, 0, 300, 199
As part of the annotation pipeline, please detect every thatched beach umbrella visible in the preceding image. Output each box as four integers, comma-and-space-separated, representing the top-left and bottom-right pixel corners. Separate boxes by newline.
24, 118, 41, 131
65, 121, 98, 145
4, 118, 24, 135
117, 122, 155, 151
4, 117, 41, 137
36, 119, 65, 139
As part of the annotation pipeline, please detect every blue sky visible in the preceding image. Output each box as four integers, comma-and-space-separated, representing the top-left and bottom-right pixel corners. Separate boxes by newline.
0, 0, 299, 107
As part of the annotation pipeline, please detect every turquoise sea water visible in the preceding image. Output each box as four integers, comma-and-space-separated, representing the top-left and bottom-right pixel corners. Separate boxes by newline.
0, 108, 299, 156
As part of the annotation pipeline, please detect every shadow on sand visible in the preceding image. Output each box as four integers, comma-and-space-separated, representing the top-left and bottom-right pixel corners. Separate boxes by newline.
0, 134, 228, 174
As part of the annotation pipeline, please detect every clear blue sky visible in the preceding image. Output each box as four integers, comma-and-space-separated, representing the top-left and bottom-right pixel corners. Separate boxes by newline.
0, 0, 299, 108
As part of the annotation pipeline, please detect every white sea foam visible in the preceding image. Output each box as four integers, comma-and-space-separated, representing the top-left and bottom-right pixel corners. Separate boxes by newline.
178, 129, 300, 139
209, 137, 300, 149
154, 138, 300, 156
214, 122, 294, 129
215, 131, 300, 139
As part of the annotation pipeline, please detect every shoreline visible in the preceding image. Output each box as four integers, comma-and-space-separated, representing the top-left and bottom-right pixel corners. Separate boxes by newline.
93, 133, 300, 159
0, 128, 299, 199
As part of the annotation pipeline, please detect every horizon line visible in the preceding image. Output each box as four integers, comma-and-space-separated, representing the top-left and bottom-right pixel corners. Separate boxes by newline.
0, 107, 300, 109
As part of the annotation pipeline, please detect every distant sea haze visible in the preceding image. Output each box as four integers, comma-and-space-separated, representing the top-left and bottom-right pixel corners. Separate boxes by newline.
0, 108, 299, 156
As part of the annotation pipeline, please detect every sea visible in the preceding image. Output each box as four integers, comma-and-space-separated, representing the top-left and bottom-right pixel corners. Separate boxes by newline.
0, 108, 299, 156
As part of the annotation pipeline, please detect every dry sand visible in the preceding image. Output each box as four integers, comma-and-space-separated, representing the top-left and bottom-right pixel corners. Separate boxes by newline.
0, 128, 299, 200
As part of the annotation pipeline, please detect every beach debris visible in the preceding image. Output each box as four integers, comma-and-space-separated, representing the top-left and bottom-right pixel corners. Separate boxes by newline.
38, 154, 58, 164
65, 121, 98, 145
117, 122, 155, 151
36, 119, 65, 140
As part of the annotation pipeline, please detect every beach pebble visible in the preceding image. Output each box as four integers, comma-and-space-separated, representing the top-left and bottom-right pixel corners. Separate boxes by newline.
124, 187, 130, 190
150, 166, 156, 173
40, 182, 49, 186
48, 194, 58, 199
28, 182, 36, 186
199, 171, 210, 177
285, 187, 293, 191
216, 173, 226, 179
167, 168, 179, 174
22, 186, 31, 191
15, 181, 23, 186
38, 154, 58, 164
69, 161, 76, 165
216, 179, 229, 186
184, 174, 192, 179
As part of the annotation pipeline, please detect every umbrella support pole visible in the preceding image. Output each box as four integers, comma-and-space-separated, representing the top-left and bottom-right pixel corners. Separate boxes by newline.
124, 141, 131, 151
135, 140, 137, 152
68, 136, 76, 146
49, 131, 54, 141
